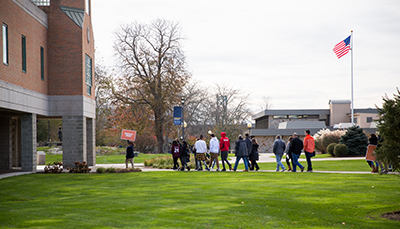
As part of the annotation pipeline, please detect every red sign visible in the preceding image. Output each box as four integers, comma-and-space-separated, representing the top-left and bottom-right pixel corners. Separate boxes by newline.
365, 145, 377, 161
121, 129, 137, 141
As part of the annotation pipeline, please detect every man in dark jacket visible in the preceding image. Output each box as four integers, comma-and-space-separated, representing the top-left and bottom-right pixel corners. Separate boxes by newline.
125, 141, 135, 169
233, 135, 249, 171
290, 133, 304, 172
245, 133, 252, 169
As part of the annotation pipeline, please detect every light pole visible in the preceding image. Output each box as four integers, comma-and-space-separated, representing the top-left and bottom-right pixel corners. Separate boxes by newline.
181, 96, 185, 140
247, 123, 252, 135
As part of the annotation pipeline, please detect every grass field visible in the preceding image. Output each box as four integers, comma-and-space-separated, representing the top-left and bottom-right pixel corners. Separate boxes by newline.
1, 172, 399, 228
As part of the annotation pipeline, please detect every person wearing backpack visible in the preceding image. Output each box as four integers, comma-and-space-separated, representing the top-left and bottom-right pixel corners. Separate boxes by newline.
233, 135, 249, 172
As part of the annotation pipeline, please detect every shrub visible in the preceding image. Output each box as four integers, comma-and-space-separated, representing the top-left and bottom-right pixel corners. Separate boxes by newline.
96, 167, 107, 173
67, 161, 91, 173
106, 168, 116, 173
334, 144, 348, 157
135, 134, 157, 154
339, 126, 368, 156
327, 143, 337, 156
314, 129, 345, 153
44, 162, 63, 173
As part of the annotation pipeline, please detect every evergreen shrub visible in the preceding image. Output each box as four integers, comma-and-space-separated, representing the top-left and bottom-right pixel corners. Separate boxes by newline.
334, 144, 348, 157
327, 143, 337, 156
339, 126, 368, 156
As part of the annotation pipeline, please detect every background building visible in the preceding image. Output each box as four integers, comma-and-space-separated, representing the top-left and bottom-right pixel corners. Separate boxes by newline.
0, 0, 95, 171
251, 100, 378, 153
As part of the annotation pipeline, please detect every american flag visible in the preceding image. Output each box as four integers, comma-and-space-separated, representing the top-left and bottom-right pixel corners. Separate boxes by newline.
333, 35, 351, 59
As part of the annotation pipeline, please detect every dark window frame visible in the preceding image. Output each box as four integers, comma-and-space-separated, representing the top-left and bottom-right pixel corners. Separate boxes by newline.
22, 35, 26, 73
85, 54, 92, 95
40, 46, 44, 80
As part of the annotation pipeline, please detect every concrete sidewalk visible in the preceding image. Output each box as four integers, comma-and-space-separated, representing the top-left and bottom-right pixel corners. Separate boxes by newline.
0, 154, 395, 179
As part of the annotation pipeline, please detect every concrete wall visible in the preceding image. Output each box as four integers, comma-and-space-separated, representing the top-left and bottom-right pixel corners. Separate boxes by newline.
21, 113, 36, 171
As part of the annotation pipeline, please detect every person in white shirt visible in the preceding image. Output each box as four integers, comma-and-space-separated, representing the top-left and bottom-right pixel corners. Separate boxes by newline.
208, 133, 220, 171
194, 135, 209, 171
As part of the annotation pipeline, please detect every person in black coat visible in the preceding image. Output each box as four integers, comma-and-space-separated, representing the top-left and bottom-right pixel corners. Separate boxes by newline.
179, 141, 190, 171
249, 138, 260, 171
289, 133, 304, 172
125, 141, 135, 169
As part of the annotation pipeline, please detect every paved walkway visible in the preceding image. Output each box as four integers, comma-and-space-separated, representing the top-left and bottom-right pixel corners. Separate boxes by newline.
0, 154, 396, 179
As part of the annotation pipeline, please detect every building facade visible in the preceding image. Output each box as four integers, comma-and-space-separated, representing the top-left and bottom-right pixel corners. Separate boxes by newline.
0, 0, 95, 171
251, 100, 378, 153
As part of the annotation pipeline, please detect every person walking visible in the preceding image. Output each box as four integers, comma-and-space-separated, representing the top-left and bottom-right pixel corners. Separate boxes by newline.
125, 141, 135, 169
233, 135, 249, 171
303, 129, 315, 172
273, 135, 286, 172
170, 140, 181, 170
284, 136, 293, 171
290, 132, 305, 172
179, 141, 190, 171
249, 138, 260, 171
209, 133, 220, 171
219, 132, 232, 171
366, 133, 379, 173
245, 133, 252, 169
195, 135, 209, 171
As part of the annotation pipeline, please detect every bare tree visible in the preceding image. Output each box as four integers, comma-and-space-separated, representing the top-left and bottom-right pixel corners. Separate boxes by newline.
259, 96, 272, 110
114, 19, 190, 153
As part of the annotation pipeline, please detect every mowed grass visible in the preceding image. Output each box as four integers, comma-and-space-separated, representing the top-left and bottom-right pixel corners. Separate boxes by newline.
0, 172, 399, 228
45, 153, 167, 165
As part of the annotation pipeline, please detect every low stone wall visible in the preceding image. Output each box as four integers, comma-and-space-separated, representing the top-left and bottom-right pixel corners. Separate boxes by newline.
254, 135, 305, 154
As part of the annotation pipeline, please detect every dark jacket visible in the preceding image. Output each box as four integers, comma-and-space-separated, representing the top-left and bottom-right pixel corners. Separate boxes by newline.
290, 137, 303, 155
235, 138, 249, 157
180, 143, 189, 158
126, 145, 134, 158
273, 139, 286, 156
249, 143, 259, 161
245, 137, 252, 156
369, 136, 378, 145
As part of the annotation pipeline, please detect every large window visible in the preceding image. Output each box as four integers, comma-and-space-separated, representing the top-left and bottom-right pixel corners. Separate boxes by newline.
40, 47, 44, 80
85, 54, 92, 95
85, 0, 90, 15
366, 117, 373, 123
2, 23, 8, 65
22, 35, 26, 73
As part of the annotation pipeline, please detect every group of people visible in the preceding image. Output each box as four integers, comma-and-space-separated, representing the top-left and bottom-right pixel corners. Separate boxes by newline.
273, 130, 315, 172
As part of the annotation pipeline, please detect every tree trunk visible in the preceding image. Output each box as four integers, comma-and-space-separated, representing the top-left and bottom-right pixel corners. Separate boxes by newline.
154, 110, 164, 154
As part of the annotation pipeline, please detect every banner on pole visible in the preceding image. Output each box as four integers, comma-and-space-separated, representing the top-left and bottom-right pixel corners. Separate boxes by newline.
121, 129, 137, 141
173, 106, 182, 125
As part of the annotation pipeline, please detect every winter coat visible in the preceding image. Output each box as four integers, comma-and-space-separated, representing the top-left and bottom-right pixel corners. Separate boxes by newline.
303, 134, 315, 153
273, 139, 286, 156
220, 132, 230, 152
180, 143, 189, 158
245, 137, 252, 156
290, 137, 303, 155
126, 145, 134, 159
249, 143, 259, 161
235, 139, 249, 157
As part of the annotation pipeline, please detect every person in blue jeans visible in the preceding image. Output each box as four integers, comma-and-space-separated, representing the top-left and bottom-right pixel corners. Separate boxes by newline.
290, 132, 305, 172
273, 135, 286, 172
233, 135, 249, 171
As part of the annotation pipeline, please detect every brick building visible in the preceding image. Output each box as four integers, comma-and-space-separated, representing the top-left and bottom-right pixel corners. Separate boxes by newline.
0, 0, 95, 171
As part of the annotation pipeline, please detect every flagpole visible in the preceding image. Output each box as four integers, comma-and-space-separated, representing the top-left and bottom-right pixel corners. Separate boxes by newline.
351, 30, 354, 126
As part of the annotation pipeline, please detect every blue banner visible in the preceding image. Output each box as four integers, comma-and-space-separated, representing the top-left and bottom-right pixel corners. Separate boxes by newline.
173, 106, 182, 125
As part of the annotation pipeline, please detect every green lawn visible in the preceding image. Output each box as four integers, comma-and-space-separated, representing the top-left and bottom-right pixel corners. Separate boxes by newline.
1, 172, 399, 228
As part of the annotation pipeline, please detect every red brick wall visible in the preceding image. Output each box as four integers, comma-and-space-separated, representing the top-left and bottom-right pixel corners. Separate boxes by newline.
0, 0, 48, 95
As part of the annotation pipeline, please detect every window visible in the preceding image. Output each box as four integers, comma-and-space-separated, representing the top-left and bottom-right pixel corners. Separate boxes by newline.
40, 47, 44, 80
353, 118, 357, 124
22, 35, 26, 73
273, 115, 288, 119
85, 54, 92, 95
85, 0, 90, 15
2, 23, 8, 65
366, 117, 373, 123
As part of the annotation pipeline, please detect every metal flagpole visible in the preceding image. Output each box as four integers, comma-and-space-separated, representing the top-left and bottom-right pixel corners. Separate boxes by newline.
351, 30, 354, 126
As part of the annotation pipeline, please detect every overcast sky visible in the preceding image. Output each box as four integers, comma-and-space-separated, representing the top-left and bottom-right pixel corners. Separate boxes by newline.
91, 0, 400, 114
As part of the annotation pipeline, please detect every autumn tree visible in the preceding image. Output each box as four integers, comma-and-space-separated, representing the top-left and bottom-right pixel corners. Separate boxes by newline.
114, 19, 190, 153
